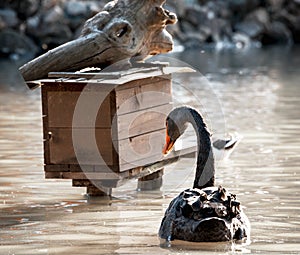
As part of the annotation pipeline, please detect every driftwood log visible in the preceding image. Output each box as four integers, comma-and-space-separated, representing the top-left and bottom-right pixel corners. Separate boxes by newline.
19, 0, 177, 81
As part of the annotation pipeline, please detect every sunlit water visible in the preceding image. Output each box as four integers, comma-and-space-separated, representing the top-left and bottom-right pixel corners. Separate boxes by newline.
0, 46, 299, 254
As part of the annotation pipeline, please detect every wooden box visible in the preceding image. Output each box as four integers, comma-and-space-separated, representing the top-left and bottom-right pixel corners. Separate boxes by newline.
31, 66, 192, 192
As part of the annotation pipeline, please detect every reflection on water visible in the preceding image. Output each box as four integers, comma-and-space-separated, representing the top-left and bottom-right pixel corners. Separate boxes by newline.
0, 46, 299, 254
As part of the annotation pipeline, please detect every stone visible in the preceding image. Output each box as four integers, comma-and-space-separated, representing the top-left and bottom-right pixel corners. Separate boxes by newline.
0, 17, 5, 30
42, 0, 59, 11
185, 6, 207, 27
232, 32, 251, 48
43, 5, 64, 24
266, 0, 285, 10
0, 9, 18, 28
5, 0, 41, 20
245, 8, 270, 27
64, 1, 88, 17
229, 0, 261, 16
262, 21, 293, 45
0, 29, 38, 65
235, 20, 265, 39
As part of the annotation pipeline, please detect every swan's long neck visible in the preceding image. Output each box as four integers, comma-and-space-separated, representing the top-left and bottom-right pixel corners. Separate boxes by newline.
185, 108, 215, 189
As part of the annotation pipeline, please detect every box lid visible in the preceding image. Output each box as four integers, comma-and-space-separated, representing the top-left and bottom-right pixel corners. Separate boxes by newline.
25, 64, 195, 90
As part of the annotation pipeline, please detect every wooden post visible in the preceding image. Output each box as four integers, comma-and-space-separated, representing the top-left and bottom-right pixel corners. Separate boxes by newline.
19, 0, 177, 81
87, 185, 112, 197
137, 168, 164, 191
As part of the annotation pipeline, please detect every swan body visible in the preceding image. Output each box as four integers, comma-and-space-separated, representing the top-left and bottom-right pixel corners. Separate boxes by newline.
159, 106, 250, 242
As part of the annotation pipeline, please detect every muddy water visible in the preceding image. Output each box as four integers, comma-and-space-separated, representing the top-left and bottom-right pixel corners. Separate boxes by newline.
0, 46, 299, 254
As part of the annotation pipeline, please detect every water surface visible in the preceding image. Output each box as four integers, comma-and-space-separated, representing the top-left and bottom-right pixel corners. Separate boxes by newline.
0, 46, 299, 254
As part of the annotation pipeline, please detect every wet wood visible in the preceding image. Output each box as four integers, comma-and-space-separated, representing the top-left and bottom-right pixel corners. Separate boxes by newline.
138, 168, 164, 190
38, 67, 196, 195
45, 128, 114, 165
116, 104, 171, 140
19, 0, 177, 81
47, 91, 111, 128
115, 78, 172, 115
87, 185, 112, 197
118, 129, 165, 171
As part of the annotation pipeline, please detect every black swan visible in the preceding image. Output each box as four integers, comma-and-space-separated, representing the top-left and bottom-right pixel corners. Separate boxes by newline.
159, 106, 250, 242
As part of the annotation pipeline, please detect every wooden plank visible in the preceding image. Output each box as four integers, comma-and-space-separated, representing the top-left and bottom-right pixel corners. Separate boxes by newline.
116, 79, 172, 115
118, 129, 165, 172
45, 172, 118, 180
116, 104, 171, 140
47, 91, 111, 128
114, 75, 170, 91
69, 164, 94, 172
46, 128, 114, 165
44, 164, 70, 172
119, 156, 179, 180
88, 67, 193, 85
34, 67, 194, 88
48, 72, 121, 79
41, 86, 51, 165
48, 67, 161, 80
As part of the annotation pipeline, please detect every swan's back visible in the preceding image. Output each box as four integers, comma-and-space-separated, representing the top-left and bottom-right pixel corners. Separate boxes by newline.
159, 186, 250, 242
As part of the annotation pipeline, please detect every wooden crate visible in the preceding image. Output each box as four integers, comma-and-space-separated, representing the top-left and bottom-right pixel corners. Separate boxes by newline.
27, 65, 196, 194
28, 66, 196, 194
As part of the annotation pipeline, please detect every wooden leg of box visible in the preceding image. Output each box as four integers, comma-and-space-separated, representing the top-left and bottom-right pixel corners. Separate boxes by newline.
87, 185, 112, 197
137, 168, 164, 191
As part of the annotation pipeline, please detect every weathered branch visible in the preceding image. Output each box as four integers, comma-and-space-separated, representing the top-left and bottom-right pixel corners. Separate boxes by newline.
19, 0, 177, 81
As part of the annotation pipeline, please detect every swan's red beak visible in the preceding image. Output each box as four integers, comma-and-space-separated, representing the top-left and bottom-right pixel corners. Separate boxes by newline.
162, 131, 175, 155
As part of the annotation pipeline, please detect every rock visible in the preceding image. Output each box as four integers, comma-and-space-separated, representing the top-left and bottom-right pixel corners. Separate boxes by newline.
180, 20, 197, 34
262, 21, 293, 45
0, 9, 18, 28
36, 23, 73, 50
65, 1, 88, 17
210, 18, 232, 43
266, 0, 285, 11
5, 0, 41, 20
276, 6, 300, 43
229, 0, 261, 18
26, 15, 40, 31
42, 0, 59, 11
245, 8, 270, 27
183, 33, 206, 49
0, 17, 5, 30
43, 5, 64, 24
184, 6, 207, 27
0, 29, 38, 65
235, 20, 265, 39
64, 1, 102, 31
232, 32, 251, 48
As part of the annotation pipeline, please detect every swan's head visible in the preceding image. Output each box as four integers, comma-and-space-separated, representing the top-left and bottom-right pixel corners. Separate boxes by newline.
163, 107, 189, 155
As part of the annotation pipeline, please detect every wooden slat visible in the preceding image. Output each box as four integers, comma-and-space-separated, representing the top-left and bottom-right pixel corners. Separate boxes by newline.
47, 91, 111, 128
118, 129, 165, 172
44, 164, 70, 172
69, 164, 94, 172
116, 104, 171, 140
116, 79, 172, 115
46, 128, 114, 165
48, 67, 161, 79
45, 172, 118, 180
114, 75, 170, 92
48, 72, 121, 79
41, 86, 50, 165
